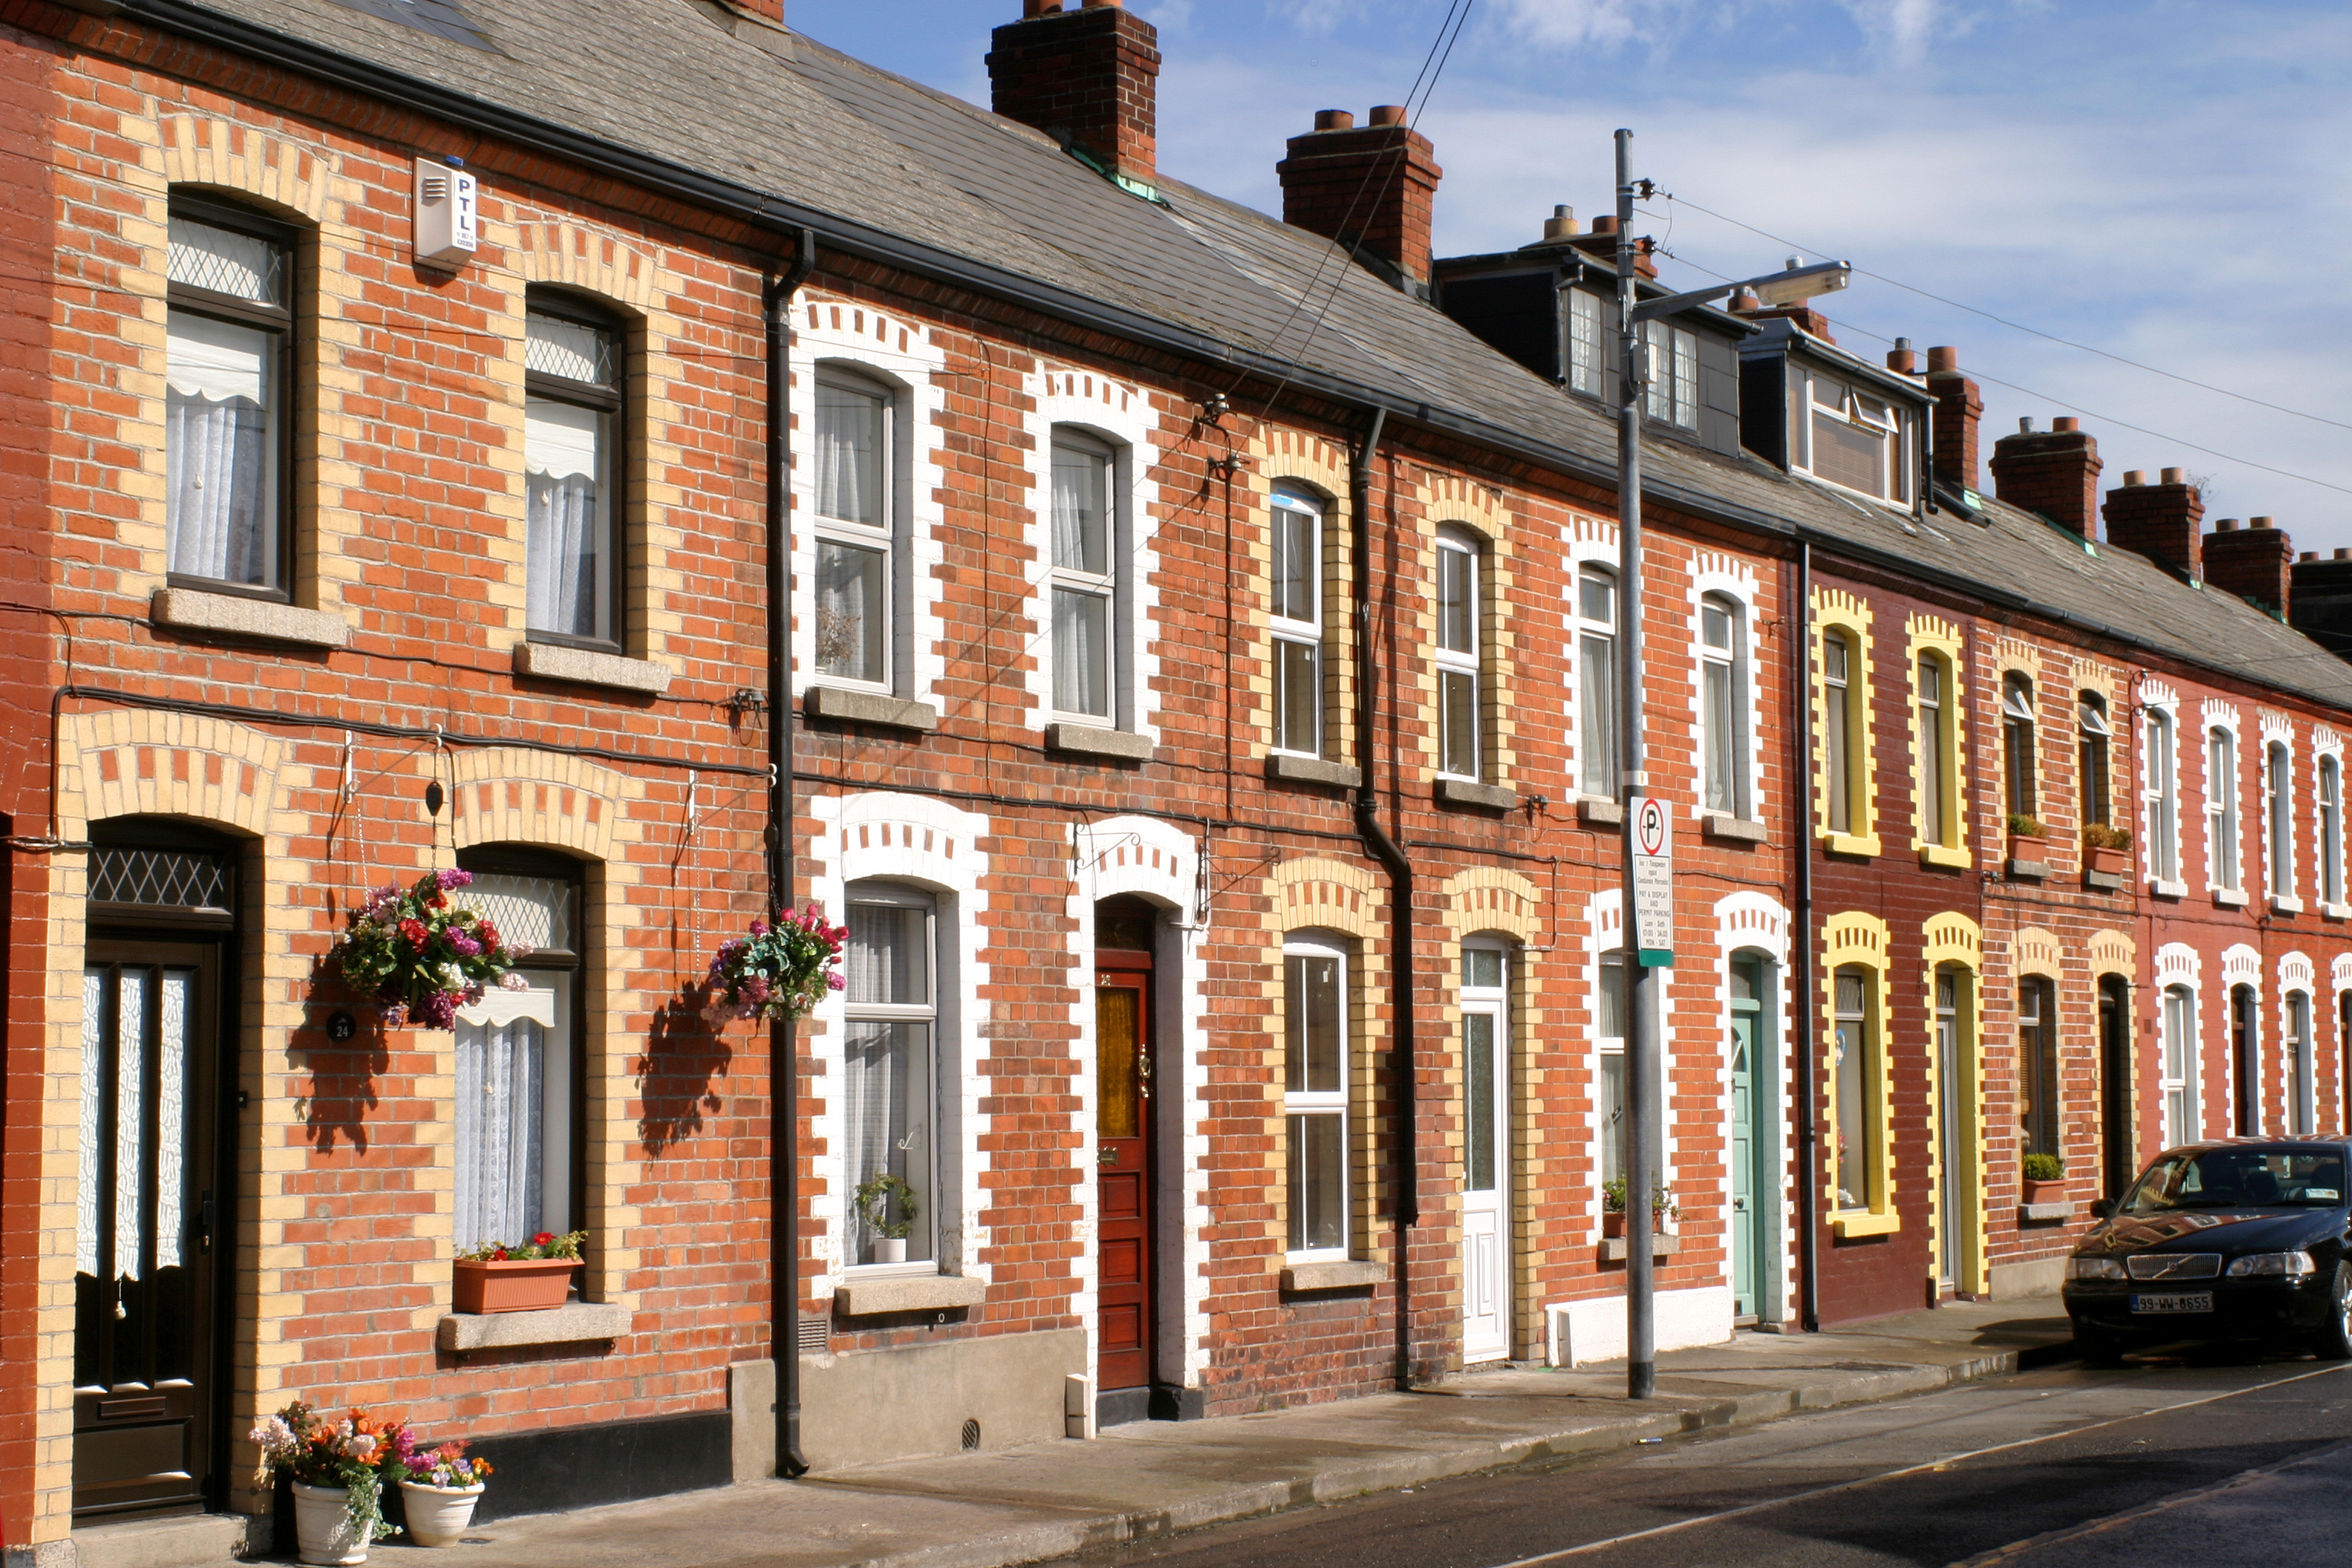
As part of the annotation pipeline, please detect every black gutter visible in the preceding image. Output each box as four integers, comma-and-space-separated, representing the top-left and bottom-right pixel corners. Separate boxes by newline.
1792, 541, 1819, 1334
765, 230, 817, 1479
1348, 408, 1418, 1390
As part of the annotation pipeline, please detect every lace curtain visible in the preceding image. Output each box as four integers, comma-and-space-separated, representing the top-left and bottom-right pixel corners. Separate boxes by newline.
165, 311, 273, 585
455, 1014, 547, 1251
525, 397, 602, 638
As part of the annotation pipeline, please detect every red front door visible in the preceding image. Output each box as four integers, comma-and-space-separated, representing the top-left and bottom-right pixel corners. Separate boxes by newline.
1095, 961, 1154, 1392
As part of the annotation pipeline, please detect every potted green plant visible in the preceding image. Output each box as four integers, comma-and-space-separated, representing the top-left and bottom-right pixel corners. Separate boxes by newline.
855, 1173, 920, 1263
452, 1230, 584, 1314
2022, 1151, 2067, 1205
250, 1400, 411, 1566
704, 905, 848, 1026
398, 1439, 493, 1548
2082, 822, 2132, 877
1599, 1176, 1677, 1239
2007, 813, 2051, 863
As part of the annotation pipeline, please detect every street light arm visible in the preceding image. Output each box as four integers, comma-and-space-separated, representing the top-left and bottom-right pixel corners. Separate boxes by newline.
1628, 259, 1851, 325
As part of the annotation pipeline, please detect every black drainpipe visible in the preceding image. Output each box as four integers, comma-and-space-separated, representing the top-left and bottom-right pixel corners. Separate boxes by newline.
766, 229, 817, 1477
1350, 408, 1417, 1387
1793, 539, 1820, 1334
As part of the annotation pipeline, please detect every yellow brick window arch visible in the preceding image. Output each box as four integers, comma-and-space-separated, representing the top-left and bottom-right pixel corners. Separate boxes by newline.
1824, 912, 1897, 1236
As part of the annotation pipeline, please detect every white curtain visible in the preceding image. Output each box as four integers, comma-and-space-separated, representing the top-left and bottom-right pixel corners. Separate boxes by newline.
1050, 443, 1107, 573
157, 969, 194, 1272
165, 311, 272, 585
114, 970, 149, 1282
843, 1021, 910, 1258
1053, 589, 1109, 717
526, 397, 602, 638
816, 384, 884, 525
77, 971, 103, 1277
455, 1015, 546, 1251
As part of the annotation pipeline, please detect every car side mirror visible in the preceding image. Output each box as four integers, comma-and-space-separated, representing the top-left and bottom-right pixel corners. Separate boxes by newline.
2089, 1198, 2115, 1220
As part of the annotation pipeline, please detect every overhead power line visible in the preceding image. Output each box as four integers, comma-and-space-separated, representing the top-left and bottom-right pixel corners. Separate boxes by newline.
1643, 194, 2352, 437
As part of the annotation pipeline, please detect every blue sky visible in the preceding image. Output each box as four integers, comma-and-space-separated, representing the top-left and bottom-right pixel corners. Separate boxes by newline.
789, 1, 2352, 550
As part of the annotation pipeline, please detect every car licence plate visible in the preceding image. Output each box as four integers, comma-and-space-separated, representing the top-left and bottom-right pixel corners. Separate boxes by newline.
2131, 1292, 2213, 1315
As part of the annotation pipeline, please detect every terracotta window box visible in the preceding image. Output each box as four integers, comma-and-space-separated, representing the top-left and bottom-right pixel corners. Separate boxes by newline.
2086, 847, 2128, 877
453, 1258, 579, 1315
1600, 1210, 1664, 1239
2020, 1178, 2067, 1207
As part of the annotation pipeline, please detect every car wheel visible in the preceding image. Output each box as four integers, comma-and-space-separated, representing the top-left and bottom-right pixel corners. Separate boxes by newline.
2312, 1267, 2352, 1362
2076, 1325, 2126, 1368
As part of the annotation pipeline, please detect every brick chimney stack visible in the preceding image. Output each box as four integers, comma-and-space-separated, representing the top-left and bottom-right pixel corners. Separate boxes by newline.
1990, 415, 2102, 537
2205, 515, 2294, 616
1277, 104, 1444, 286
988, 0, 1161, 188
1923, 345, 1981, 495
2102, 467, 2206, 580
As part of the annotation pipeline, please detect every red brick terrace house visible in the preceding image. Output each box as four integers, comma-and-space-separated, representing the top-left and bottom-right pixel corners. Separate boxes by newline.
7, 0, 2352, 1564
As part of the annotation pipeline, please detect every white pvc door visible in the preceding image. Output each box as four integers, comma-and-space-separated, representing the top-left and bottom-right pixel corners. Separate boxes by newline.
1459, 946, 1510, 1364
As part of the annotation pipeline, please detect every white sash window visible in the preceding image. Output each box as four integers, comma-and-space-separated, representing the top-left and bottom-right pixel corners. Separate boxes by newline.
165, 208, 289, 592
452, 867, 579, 1253
525, 302, 621, 645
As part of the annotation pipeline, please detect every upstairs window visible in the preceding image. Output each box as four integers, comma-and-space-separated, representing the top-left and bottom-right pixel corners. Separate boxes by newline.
2323, 755, 2345, 907
1436, 534, 1482, 779
1566, 289, 1605, 398
1642, 321, 1700, 430
1270, 490, 1324, 757
1700, 594, 1749, 817
1049, 430, 1117, 721
812, 369, 894, 687
524, 299, 622, 646
1578, 567, 1619, 799
2146, 709, 2180, 884
1806, 374, 1906, 502
1822, 631, 1857, 835
165, 202, 293, 596
2079, 693, 2112, 827
2268, 741, 2297, 903
1916, 653, 1955, 848
2208, 728, 2241, 892
2001, 674, 2037, 822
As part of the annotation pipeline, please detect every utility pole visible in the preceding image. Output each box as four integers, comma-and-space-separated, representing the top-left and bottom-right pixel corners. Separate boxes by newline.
1609, 132, 1851, 1402
1612, 128, 1660, 1403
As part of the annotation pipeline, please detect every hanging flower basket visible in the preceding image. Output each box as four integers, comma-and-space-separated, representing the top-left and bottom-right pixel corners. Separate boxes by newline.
336, 869, 525, 1030
704, 906, 847, 1025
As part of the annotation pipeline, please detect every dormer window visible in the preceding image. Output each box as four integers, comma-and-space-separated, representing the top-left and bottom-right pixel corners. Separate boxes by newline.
1805, 374, 1908, 503
1643, 321, 1699, 430
1566, 289, 1605, 397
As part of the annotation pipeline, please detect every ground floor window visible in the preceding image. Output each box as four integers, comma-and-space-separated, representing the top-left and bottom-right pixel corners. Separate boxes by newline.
2018, 976, 2059, 1160
844, 883, 939, 1267
1831, 966, 1881, 1210
1284, 937, 1348, 1257
2161, 985, 2196, 1146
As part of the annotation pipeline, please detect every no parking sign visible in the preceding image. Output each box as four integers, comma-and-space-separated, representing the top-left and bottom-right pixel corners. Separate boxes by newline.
1630, 795, 1674, 967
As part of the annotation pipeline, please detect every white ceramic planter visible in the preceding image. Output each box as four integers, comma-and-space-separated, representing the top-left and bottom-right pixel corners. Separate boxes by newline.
875, 1237, 907, 1264
399, 1479, 486, 1547
291, 1479, 374, 1566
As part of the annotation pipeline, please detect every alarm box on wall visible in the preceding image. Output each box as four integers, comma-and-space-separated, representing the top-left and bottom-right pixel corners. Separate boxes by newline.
413, 156, 479, 266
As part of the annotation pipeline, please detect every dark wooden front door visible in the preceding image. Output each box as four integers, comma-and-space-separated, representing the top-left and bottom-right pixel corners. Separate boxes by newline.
1095, 959, 1154, 1393
74, 941, 224, 1517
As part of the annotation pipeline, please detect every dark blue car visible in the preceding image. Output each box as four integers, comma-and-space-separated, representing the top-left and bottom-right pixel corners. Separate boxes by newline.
2063, 1138, 2352, 1366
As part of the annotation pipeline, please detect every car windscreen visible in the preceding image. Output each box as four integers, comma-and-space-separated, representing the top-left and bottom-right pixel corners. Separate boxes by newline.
2122, 1148, 2347, 1214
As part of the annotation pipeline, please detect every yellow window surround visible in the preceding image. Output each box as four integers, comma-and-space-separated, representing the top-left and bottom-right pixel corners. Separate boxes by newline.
1823, 912, 1897, 1235
1906, 615, 1971, 871
1811, 590, 1880, 858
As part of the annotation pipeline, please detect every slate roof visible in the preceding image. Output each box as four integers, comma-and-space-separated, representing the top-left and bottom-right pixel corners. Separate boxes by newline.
127, 0, 2352, 711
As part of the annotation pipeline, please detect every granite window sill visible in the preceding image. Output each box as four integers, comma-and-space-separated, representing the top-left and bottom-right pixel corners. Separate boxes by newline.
1279, 1259, 1384, 1292
1436, 777, 1517, 812
513, 640, 674, 696
1266, 753, 1361, 789
2006, 859, 2052, 880
437, 1301, 629, 1351
1599, 1234, 1679, 1262
804, 686, 939, 732
1045, 722, 1157, 763
1702, 813, 1767, 844
833, 1272, 987, 1317
1578, 796, 1624, 828
151, 586, 349, 649
2019, 1201, 2076, 1223
2085, 870, 2128, 893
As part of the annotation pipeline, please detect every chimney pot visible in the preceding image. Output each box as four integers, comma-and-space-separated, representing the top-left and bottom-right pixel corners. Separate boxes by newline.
2161, 466, 2184, 485
1542, 203, 1579, 241
1730, 287, 1762, 312
1369, 103, 1407, 126
2053, 416, 2079, 433
1313, 109, 1354, 131
2019, 417, 2035, 434
1886, 339, 1919, 375
2251, 515, 2275, 529
2338, 548, 2351, 560
2122, 469, 2145, 487
1589, 214, 1619, 235
2217, 518, 2240, 531
988, 0, 1161, 185
1926, 345, 1958, 374
2302, 551, 2319, 563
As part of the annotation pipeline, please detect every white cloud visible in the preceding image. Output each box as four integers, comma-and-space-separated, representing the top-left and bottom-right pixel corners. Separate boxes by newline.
1834, 0, 1939, 66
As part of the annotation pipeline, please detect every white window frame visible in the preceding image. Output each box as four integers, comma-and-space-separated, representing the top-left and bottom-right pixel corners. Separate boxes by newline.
2208, 724, 2242, 895
2321, 750, 2347, 913
2078, 691, 2113, 828
1459, 942, 1509, 1200
2145, 704, 2182, 891
1576, 565, 1619, 800
165, 200, 293, 597
1823, 630, 1857, 836
1596, 947, 1628, 1190
2160, 983, 2197, 1147
1435, 531, 1483, 781
1642, 320, 1700, 431
1566, 288, 1605, 398
1269, 488, 1325, 758
1802, 371, 1909, 505
808, 364, 900, 694
523, 296, 623, 648
1831, 964, 1883, 1214
1282, 936, 1351, 1261
2001, 674, 2038, 824
841, 880, 942, 1276
1700, 592, 1750, 819
2268, 739, 2301, 912
2286, 987, 2317, 1136
1047, 426, 1124, 726
1916, 651, 1955, 848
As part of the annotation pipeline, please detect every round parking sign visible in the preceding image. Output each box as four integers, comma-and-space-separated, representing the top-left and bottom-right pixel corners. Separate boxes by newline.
1635, 795, 1669, 859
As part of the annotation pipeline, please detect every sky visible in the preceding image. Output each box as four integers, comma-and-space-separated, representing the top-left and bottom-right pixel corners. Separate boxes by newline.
786, 0, 2352, 551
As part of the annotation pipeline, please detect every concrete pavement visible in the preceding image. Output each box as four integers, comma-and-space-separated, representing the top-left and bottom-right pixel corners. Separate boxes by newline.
82, 1302, 2073, 1568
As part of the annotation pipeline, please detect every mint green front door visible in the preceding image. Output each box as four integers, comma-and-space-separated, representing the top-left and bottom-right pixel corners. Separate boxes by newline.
1730, 959, 1762, 1320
